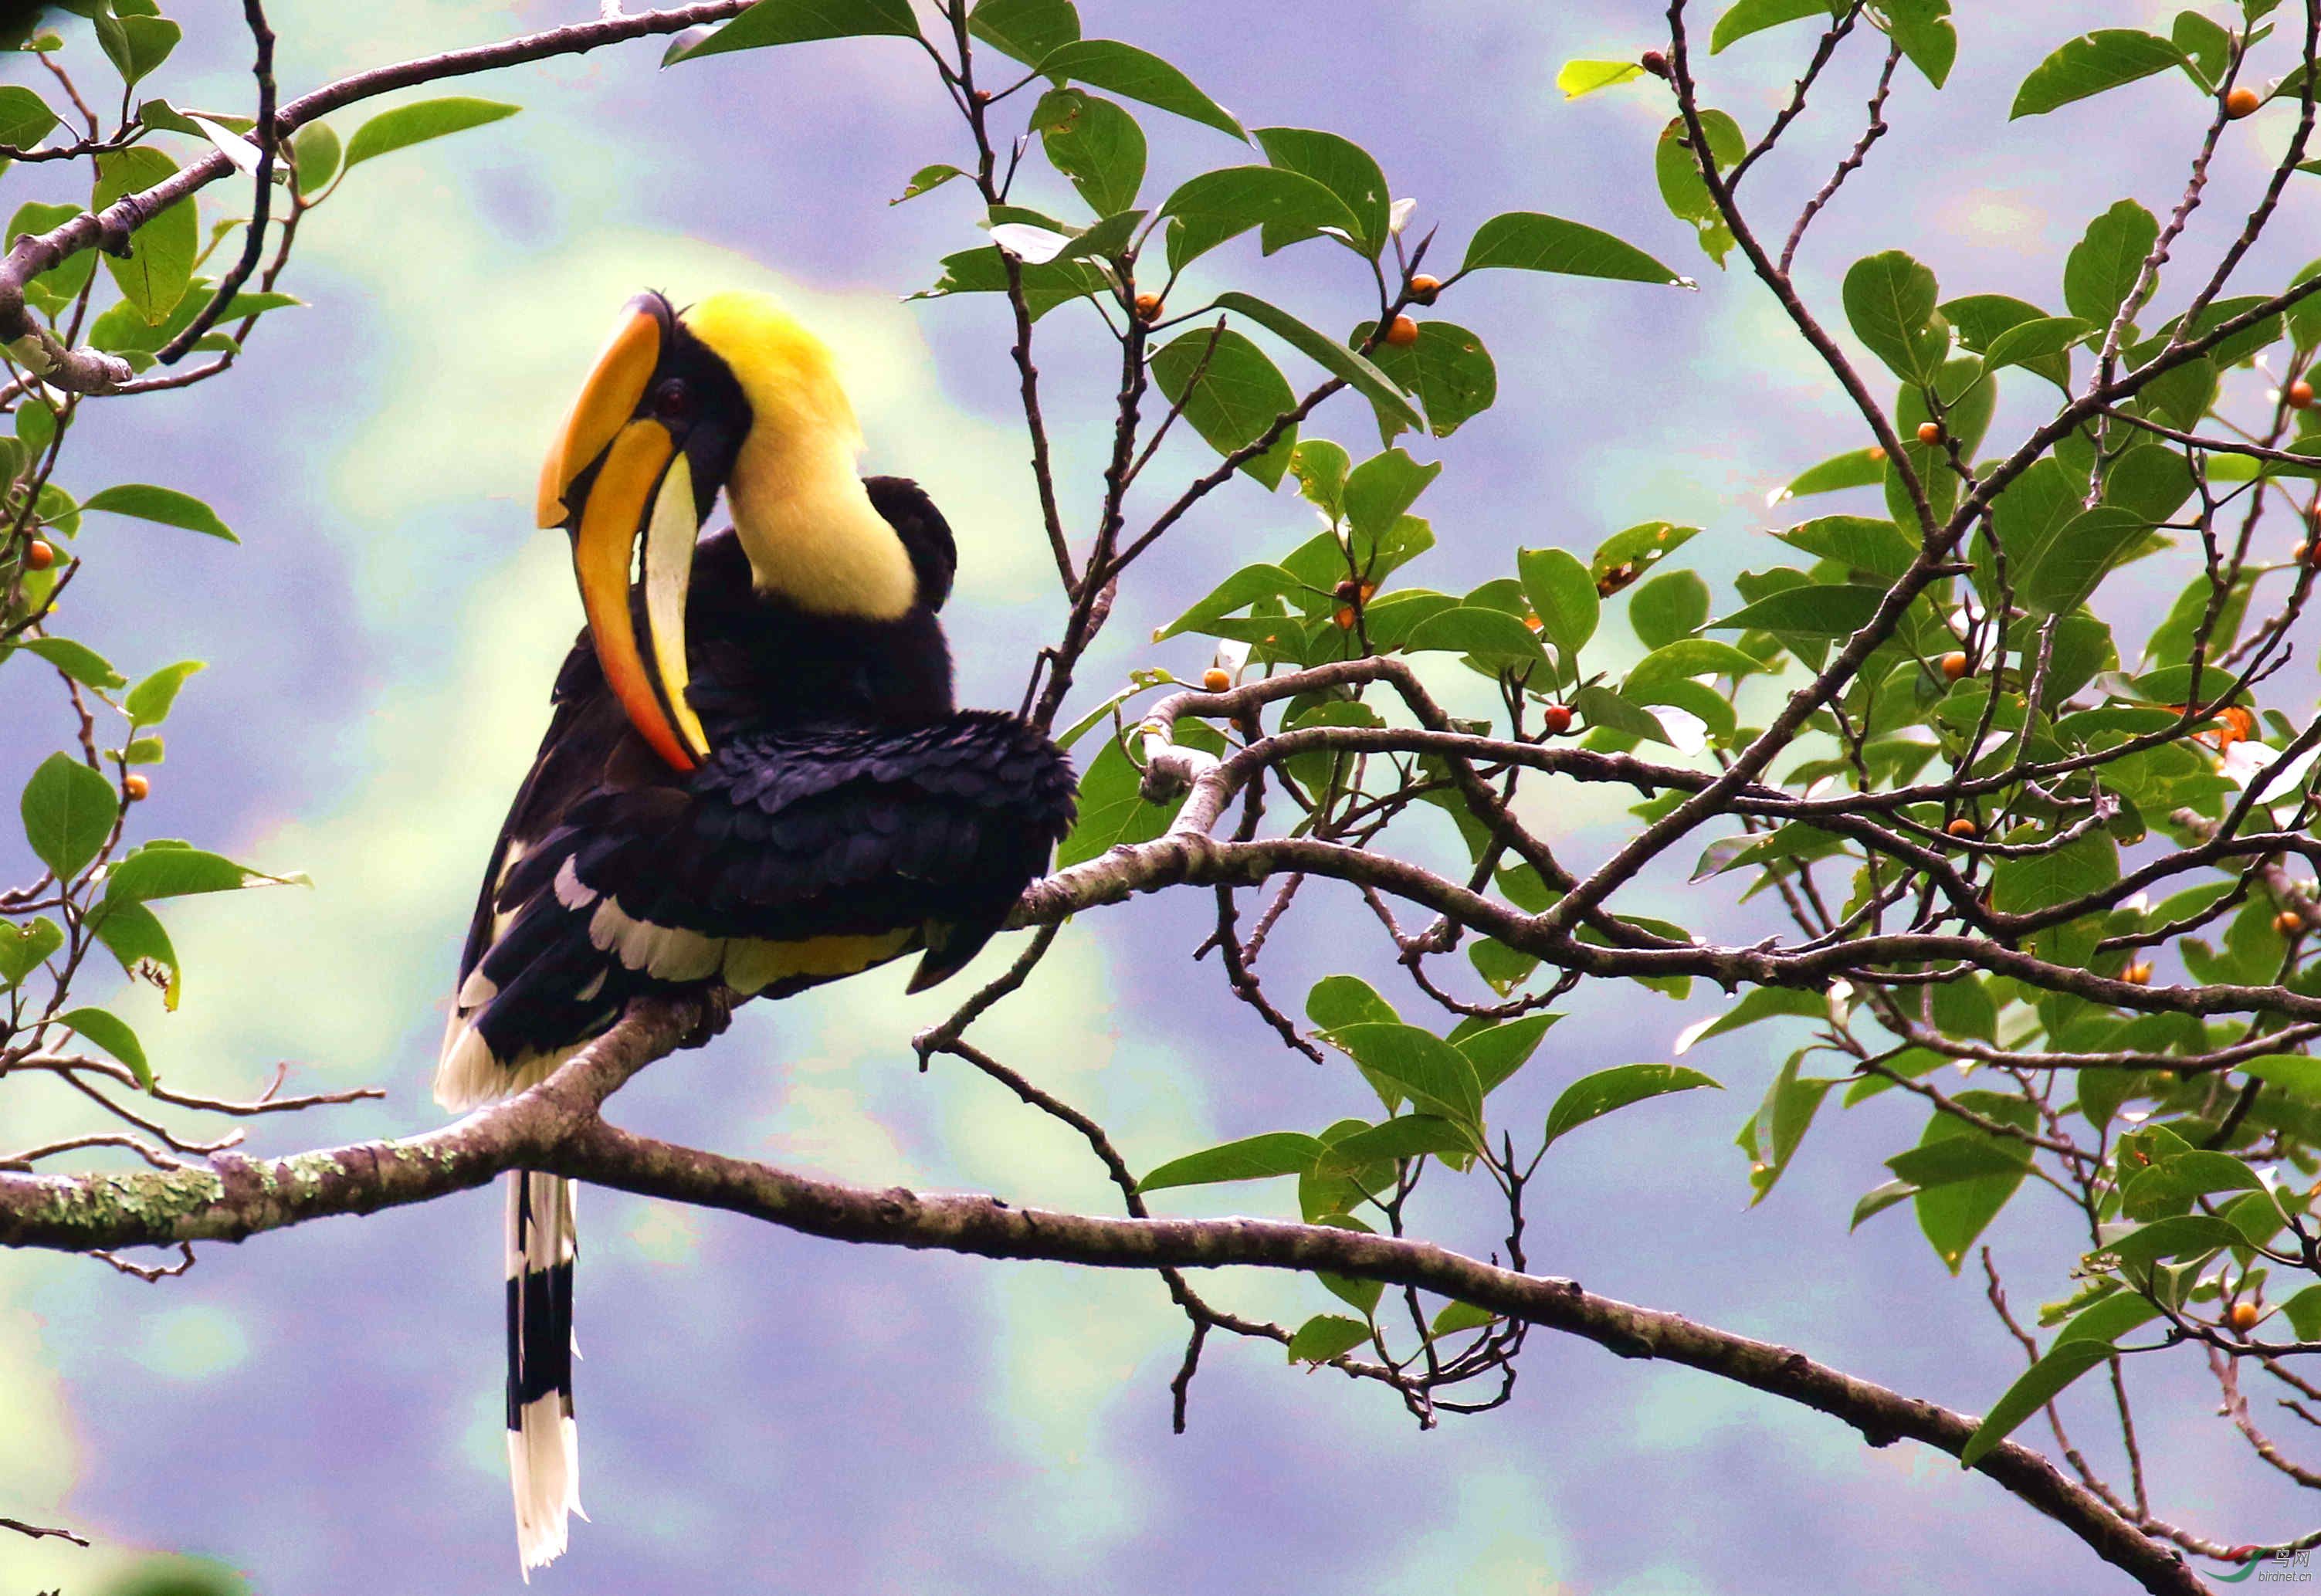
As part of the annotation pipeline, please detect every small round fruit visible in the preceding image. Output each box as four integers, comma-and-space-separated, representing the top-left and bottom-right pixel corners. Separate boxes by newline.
2226, 85, 2262, 119
1407, 273, 1442, 306
123, 773, 150, 802
1945, 817, 1978, 839
1865, 444, 1887, 463
1384, 314, 1420, 347
1940, 651, 1970, 682
1201, 668, 1232, 693
2123, 961, 2154, 986
1522, 612, 1544, 632
1540, 703, 1574, 736
2291, 378, 2316, 410
2229, 1300, 2262, 1333
1916, 421, 1943, 446
1640, 49, 1670, 79
1333, 605, 1357, 630
2279, 910, 2307, 937
1133, 292, 1163, 321
1333, 577, 1362, 601
23, 537, 53, 571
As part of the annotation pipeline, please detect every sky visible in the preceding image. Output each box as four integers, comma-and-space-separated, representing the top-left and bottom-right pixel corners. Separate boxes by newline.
3, 2, 2318, 1594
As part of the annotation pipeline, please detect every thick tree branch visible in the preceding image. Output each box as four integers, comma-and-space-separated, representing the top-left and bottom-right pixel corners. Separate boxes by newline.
0, 1005, 2203, 1594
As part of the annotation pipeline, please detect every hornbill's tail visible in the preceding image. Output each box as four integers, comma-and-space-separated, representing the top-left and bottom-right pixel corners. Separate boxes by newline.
507, 1169, 582, 1575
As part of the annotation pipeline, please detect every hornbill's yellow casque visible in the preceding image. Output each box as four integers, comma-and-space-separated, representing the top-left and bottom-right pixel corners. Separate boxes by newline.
436, 290, 1076, 1571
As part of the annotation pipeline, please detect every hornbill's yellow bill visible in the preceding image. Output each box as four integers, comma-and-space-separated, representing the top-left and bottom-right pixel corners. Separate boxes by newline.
536, 292, 713, 773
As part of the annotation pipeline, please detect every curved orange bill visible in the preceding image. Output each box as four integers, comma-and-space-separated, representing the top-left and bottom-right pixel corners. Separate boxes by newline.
540, 296, 710, 774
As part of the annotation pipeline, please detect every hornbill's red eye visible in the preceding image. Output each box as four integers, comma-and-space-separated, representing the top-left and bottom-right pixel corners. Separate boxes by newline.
652, 378, 692, 422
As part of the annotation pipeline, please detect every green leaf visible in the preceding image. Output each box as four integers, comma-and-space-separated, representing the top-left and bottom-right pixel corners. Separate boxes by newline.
2284, 1283, 2321, 1343
1255, 127, 1388, 253
1153, 562, 1296, 642
1959, 1291, 2160, 1466
2065, 200, 2160, 328
1943, 293, 2074, 389
1401, 606, 1550, 673
20, 753, 117, 882
889, 162, 962, 205
93, 147, 196, 325
1675, 985, 1825, 1049
1571, 683, 1671, 746
0, 917, 63, 986
342, 97, 518, 171
0, 86, 59, 149
1162, 164, 1357, 270
1544, 1064, 1721, 1148
1455, 1013, 1560, 1094
1357, 319, 1498, 439
1313, 1115, 1474, 1173
1879, 0, 1956, 88
100, 845, 269, 909
1911, 1096, 2035, 1272
1654, 110, 1746, 266
2171, 9, 2231, 87
124, 659, 204, 723
913, 245, 1103, 320
1431, 1300, 1498, 1337
100, 13, 178, 88
1035, 39, 1245, 141
1287, 439, 1349, 517
1055, 731, 1170, 867
1776, 446, 1889, 502
58, 1006, 149, 1089
1887, 1135, 2030, 1189
1773, 513, 1918, 580
2011, 29, 2189, 118
1306, 973, 1398, 1031
1629, 568, 1710, 648
82, 483, 235, 542
1215, 292, 1421, 432
1343, 448, 1440, 539
1555, 59, 1646, 97
19, 636, 122, 690
1150, 327, 1299, 487
2105, 1214, 2244, 1267
1323, 1022, 1485, 1126
1516, 547, 1598, 664
666, 0, 920, 61
1843, 249, 1946, 384
1033, 90, 1143, 216
1138, 1131, 1321, 1192
1851, 1179, 1919, 1230
1982, 314, 2092, 377
2019, 505, 2149, 616
1740, 1052, 1837, 1204
93, 898, 178, 1008
291, 122, 340, 195
1286, 1313, 1371, 1364
1711, 0, 1838, 53
1459, 210, 1690, 287
967, 0, 1079, 65
2241, 1056, 2321, 1100
1711, 583, 1885, 639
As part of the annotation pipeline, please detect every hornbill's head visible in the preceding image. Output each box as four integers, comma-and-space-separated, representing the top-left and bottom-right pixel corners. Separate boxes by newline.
536, 290, 923, 772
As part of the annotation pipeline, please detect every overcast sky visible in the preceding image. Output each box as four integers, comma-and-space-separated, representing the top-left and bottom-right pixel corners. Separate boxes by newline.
2, 2, 2314, 1593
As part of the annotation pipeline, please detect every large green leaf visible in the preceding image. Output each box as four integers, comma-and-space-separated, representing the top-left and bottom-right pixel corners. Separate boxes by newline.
1161, 165, 1357, 270
93, 147, 196, 325
1544, 1064, 1721, 1148
58, 1006, 150, 1089
1518, 547, 1598, 664
1458, 211, 1688, 286
82, 483, 235, 541
1710, 0, 1839, 54
1254, 127, 1388, 253
1881, 0, 1957, 88
1214, 292, 1421, 431
100, 845, 270, 908
1654, 110, 1746, 266
1710, 584, 1886, 639
666, 0, 920, 61
20, 637, 122, 690
0, 917, 63, 987
1959, 1290, 2159, 1466
2011, 29, 2188, 118
967, 0, 1078, 65
1323, 1022, 1485, 1125
1035, 39, 1245, 141
1343, 449, 1439, 540
1313, 1116, 1474, 1172
2064, 199, 2159, 328
1909, 1096, 2034, 1272
1138, 1132, 1321, 1192
341, 97, 519, 169
0, 86, 59, 150
1843, 249, 1946, 384
1034, 90, 1143, 216
92, 898, 179, 1008
20, 753, 117, 882
124, 659, 204, 724
1360, 319, 1497, 437
1286, 1313, 1371, 1363
2018, 505, 2149, 615
1150, 327, 1298, 487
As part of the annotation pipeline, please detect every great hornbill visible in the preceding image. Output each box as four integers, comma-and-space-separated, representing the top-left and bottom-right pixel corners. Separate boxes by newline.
437, 290, 1076, 1571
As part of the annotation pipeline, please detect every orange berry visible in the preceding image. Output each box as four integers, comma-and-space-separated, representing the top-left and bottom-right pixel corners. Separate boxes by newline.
1522, 612, 1544, 632
2291, 378, 2315, 410
1201, 667, 1232, 693
1384, 315, 1420, 347
1133, 292, 1163, 321
2230, 1300, 2262, 1333
1945, 817, 1978, 839
23, 537, 53, 571
2218, 706, 2258, 742
2123, 961, 2153, 986
1359, 581, 1377, 601
2226, 86, 2262, 119
1407, 274, 1442, 305
2277, 910, 2306, 937
1333, 605, 1357, 629
1540, 703, 1574, 736
123, 773, 149, 801
1916, 421, 1943, 446
1865, 444, 1886, 463
1940, 651, 1969, 682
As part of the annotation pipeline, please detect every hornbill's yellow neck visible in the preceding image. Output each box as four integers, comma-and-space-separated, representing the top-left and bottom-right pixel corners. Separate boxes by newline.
535, 290, 916, 774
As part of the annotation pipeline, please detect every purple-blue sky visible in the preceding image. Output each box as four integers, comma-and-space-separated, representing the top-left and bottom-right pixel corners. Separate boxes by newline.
3, 2, 2316, 1592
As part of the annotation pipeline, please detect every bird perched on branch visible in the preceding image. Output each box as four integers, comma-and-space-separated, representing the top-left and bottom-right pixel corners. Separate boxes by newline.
437, 289, 1076, 1572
